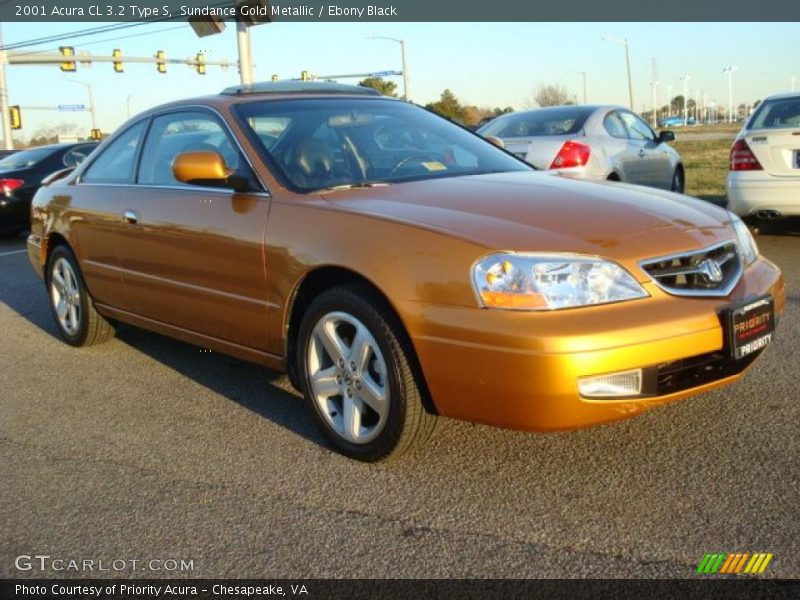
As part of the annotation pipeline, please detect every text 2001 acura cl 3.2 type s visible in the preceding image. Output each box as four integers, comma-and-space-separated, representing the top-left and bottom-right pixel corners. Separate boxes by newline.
27, 82, 785, 461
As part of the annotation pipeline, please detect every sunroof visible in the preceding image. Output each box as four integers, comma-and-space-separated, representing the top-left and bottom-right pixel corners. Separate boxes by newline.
220, 81, 382, 96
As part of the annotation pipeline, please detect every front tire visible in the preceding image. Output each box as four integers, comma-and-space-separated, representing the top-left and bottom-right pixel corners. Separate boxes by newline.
297, 284, 435, 461
46, 245, 115, 347
671, 166, 685, 193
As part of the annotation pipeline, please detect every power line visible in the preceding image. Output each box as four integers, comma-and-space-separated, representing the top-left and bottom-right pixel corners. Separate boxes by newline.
0, 23, 146, 51
8, 25, 189, 57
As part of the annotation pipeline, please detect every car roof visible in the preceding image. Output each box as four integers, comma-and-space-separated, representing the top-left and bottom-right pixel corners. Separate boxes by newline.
220, 81, 382, 97
504, 105, 621, 115
759, 91, 800, 101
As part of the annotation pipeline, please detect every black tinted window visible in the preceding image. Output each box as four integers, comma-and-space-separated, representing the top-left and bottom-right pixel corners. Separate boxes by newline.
83, 121, 146, 183
749, 97, 800, 129
479, 107, 593, 138
235, 98, 529, 193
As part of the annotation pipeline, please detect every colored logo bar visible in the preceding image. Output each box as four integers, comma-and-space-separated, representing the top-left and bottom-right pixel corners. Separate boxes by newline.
696, 553, 773, 574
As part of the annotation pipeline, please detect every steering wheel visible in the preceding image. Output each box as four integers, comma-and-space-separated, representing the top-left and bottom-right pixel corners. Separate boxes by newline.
387, 152, 441, 177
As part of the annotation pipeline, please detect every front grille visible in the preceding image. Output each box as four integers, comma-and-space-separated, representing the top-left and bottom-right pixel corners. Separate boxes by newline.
640, 241, 742, 297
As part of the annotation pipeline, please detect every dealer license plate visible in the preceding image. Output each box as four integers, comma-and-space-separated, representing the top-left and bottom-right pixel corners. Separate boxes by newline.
726, 296, 775, 360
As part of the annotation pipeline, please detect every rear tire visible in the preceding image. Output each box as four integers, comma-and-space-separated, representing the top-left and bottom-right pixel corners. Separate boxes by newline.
297, 284, 435, 461
46, 245, 115, 347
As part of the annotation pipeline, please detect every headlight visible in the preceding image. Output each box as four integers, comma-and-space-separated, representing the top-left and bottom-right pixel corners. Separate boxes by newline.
730, 213, 759, 265
472, 253, 648, 310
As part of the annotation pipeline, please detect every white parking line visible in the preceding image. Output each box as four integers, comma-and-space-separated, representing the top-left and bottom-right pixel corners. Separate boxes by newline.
0, 249, 27, 257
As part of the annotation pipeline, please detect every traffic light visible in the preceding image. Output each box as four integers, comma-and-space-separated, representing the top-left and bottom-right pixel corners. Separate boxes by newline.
195, 52, 206, 75
59, 46, 76, 72
155, 50, 167, 74
301, 70, 309, 81
9, 105, 21, 130
271, 74, 278, 82
90, 128, 102, 141
112, 48, 123, 73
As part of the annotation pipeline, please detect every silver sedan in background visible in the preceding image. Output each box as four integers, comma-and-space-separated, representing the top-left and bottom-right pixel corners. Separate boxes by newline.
478, 105, 684, 192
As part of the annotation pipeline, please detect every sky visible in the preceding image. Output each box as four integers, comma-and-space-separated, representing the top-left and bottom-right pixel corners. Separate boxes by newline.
2, 21, 799, 139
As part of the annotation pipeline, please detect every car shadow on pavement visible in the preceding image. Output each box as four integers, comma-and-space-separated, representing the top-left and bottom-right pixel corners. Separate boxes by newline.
0, 246, 329, 451
112, 323, 329, 450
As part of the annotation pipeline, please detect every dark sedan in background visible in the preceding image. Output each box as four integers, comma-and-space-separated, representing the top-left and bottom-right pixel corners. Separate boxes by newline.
0, 142, 96, 237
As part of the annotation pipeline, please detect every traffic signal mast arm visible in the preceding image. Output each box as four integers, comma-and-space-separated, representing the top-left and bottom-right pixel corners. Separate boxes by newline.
7, 50, 235, 71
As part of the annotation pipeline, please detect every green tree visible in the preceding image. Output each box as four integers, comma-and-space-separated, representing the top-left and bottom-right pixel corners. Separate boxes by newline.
425, 89, 467, 124
358, 77, 398, 97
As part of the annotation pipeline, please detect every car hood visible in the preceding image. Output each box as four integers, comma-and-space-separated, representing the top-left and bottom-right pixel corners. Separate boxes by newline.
323, 171, 735, 274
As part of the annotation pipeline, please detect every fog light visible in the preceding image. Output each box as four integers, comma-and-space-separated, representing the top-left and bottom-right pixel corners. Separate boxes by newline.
578, 369, 642, 399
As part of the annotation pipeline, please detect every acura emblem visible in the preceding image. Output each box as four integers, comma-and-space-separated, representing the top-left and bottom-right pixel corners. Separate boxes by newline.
698, 258, 724, 284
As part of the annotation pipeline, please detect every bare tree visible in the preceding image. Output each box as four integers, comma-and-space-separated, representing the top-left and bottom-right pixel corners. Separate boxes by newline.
526, 84, 572, 108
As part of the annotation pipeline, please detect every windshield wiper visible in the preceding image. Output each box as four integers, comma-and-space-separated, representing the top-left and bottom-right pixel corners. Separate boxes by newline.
317, 182, 392, 193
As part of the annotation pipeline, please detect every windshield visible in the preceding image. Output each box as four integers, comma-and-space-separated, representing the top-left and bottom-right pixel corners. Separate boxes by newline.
479, 107, 594, 138
748, 96, 800, 130
234, 98, 531, 192
0, 146, 56, 169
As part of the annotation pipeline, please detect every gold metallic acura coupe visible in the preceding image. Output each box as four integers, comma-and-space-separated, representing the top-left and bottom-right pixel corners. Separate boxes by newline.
27, 82, 785, 461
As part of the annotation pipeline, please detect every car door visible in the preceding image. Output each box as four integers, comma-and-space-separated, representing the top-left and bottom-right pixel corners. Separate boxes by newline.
619, 111, 673, 188
601, 111, 638, 180
74, 120, 148, 309
114, 109, 272, 350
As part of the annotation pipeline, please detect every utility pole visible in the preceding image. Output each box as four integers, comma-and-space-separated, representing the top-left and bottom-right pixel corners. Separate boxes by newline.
126, 94, 132, 119
0, 24, 14, 150
568, 70, 587, 104
602, 37, 633, 110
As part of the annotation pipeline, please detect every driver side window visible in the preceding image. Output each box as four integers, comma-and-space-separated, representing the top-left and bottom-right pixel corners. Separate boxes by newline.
138, 112, 241, 186
619, 112, 656, 142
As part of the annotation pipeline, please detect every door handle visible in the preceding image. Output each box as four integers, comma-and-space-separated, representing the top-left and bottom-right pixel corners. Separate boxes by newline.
123, 209, 139, 224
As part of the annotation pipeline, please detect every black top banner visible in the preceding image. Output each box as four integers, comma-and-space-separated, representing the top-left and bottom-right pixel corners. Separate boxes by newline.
1, 0, 799, 22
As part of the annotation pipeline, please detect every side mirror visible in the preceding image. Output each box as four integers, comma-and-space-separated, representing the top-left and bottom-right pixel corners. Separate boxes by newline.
173, 150, 251, 192
659, 130, 676, 143
485, 135, 505, 149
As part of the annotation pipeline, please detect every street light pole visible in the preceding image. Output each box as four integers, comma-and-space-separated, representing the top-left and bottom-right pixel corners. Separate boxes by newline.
602, 36, 633, 110
568, 70, 587, 104
64, 78, 97, 133
723, 65, 738, 123
680, 75, 691, 125
126, 94, 132, 119
367, 36, 409, 100
0, 24, 14, 150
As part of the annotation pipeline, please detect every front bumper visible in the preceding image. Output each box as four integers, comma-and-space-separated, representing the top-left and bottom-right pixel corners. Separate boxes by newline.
402, 257, 785, 431
727, 171, 800, 217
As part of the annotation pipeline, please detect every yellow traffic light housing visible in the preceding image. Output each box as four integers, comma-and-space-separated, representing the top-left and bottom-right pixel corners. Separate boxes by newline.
301, 70, 309, 81
9, 105, 22, 130
59, 46, 76, 72
112, 48, 124, 73
271, 74, 279, 82
156, 50, 167, 74
90, 128, 102, 141
195, 53, 206, 75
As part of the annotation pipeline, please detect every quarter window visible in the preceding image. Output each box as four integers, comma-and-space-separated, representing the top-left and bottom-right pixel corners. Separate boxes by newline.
82, 121, 146, 183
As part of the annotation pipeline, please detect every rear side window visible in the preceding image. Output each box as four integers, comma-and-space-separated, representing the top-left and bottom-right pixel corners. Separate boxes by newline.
749, 97, 800, 129
82, 121, 146, 183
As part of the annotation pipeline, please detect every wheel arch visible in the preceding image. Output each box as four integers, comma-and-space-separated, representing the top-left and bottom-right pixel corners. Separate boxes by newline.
283, 265, 437, 414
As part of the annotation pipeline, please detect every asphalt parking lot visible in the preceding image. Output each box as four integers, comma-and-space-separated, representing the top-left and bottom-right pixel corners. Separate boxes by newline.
1, 227, 798, 579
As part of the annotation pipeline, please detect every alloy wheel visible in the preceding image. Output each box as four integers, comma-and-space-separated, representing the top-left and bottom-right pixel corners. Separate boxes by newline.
50, 257, 82, 336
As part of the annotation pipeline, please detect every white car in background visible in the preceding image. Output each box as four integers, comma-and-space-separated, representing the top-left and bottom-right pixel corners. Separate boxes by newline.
727, 92, 800, 223
477, 105, 685, 192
